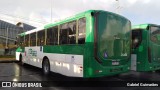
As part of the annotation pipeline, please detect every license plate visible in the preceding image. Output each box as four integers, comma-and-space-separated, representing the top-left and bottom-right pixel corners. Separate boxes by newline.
112, 61, 119, 65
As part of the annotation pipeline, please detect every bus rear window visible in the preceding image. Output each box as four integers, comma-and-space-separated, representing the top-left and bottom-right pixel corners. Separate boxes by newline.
132, 29, 142, 49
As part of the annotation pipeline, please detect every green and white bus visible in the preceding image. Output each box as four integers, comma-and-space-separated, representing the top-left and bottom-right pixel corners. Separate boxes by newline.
16, 10, 131, 78
131, 24, 160, 71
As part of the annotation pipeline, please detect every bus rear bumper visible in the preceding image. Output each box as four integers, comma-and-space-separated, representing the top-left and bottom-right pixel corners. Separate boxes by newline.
85, 64, 130, 78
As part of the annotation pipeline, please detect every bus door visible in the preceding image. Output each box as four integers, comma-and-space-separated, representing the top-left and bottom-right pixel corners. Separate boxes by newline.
131, 30, 142, 71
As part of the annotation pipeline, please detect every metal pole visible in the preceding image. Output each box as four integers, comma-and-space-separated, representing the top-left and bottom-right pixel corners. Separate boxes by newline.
6, 27, 8, 48
51, 0, 53, 22
116, 0, 120, 14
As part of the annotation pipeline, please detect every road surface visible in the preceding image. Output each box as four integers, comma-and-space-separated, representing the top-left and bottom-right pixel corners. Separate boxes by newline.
0, 62, 160, 90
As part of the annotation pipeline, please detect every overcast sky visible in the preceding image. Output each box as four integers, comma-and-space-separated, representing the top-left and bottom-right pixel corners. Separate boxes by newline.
0, 0, 159, 27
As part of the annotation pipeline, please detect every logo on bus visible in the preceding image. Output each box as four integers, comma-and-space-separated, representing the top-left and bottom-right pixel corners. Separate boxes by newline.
28, 49, 37, 57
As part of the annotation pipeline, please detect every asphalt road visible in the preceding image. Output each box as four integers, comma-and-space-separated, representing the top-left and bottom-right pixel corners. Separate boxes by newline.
0, 62, 160, 90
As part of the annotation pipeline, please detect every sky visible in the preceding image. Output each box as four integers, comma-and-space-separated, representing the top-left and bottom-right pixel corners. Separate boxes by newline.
0, 0, 159, 27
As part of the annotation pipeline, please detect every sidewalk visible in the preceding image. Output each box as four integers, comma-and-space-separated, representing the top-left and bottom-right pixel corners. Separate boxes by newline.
0, 58, 18, 63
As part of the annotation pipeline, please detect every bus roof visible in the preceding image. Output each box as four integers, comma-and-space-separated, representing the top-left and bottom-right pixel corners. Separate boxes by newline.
18, 10, 130, 36
132, 23, 160, 29
44, 10, 130, 29
44, 10, 94, 29
18, 27, 44, 36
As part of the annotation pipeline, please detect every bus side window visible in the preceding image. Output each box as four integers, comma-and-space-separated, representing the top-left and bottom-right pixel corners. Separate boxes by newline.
68, 21, 76, 44
20, 36, 25, 47
78, 18, 86, 44
53, 27, 58, 45
60, 23, 69, 45
25, 35, 29, 47
46, 26, 58, 45
30, 32, 36, 46
59, 21, 76, 45
47, 28, 53, 45
37, 30, 45, 46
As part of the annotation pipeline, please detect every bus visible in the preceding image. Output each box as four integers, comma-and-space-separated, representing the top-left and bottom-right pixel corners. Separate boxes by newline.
131, 24, 160, 71
16, 10, 131, 78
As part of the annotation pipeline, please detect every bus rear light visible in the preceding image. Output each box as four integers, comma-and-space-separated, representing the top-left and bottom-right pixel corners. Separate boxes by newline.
79, 66, 83, 71
95, 70, 102, 73
73, 65, 82, 73
95, 70, 98, 73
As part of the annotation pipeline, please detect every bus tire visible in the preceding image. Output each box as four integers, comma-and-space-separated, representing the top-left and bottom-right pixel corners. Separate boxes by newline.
19, 54, 24, 66
42, 58, 50, 75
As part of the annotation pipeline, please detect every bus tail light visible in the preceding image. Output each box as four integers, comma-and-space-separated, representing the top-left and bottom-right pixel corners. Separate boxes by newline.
79, 66, 83, 71
95, 70, 102, 73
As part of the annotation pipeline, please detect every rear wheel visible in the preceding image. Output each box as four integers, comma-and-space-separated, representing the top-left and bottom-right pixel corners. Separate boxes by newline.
42, 58, 50, 75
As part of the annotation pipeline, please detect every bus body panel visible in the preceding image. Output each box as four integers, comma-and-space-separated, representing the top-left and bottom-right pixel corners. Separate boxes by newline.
22, 46, 84, 77
85, 57, 130, 78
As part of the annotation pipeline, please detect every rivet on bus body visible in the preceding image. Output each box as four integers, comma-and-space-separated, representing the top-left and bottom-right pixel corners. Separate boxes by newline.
95, 70, 99, 73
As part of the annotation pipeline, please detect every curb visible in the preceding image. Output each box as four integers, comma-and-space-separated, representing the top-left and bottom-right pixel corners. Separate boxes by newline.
0, 60, 19, 63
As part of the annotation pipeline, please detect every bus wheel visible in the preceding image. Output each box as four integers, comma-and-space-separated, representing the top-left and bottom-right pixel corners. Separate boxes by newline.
42, 58, 50, 75
19, 54, 24, 66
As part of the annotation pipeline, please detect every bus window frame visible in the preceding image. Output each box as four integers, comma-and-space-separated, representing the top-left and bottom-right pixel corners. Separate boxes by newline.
78, 18, 86, 44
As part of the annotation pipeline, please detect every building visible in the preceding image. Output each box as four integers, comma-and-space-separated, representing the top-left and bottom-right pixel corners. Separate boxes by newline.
0, 20, 35, 55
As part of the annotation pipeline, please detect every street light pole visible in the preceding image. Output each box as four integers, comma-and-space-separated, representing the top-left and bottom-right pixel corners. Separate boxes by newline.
51, 0, 53, 22
116, 0, 120, 14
